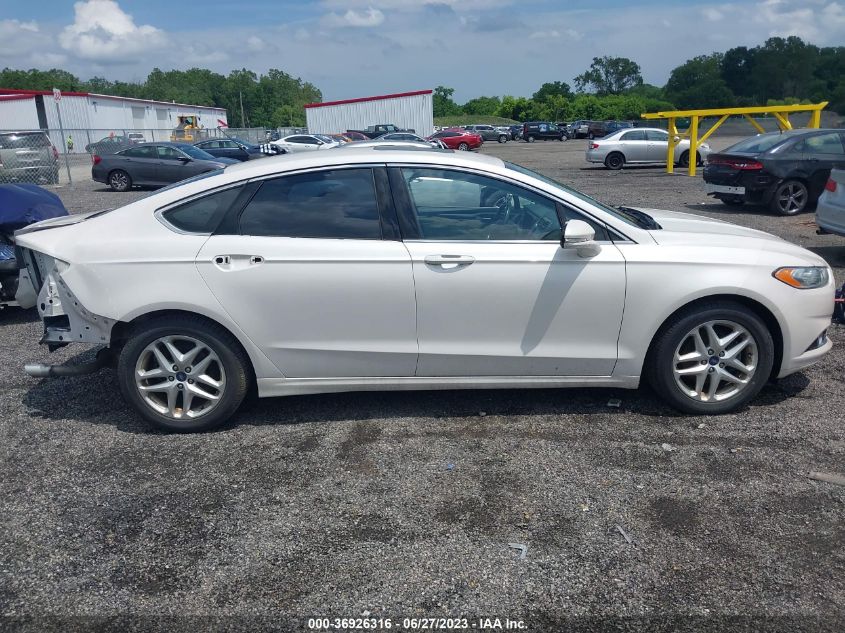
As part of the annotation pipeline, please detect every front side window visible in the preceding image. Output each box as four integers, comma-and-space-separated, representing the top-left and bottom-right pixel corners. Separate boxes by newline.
161, 186, 244, 234
239, 168, 382, 239
621, 130, 647, 141
157, 146, 183, 160
646, 130, 669, 142
401, 168, 562, 241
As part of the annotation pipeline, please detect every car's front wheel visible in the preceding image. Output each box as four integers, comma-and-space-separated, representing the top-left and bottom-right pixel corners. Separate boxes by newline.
526, 135, 535, 143
771, 179, 809, 215
117, 315, 250, 432
108, 169, 132, 192
458, 142, 469, 151
647, 302, 774, 415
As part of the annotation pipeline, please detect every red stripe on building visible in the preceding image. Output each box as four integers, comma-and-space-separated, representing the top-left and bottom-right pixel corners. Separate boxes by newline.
0, 94, 36, 101
0, 88, 90, 97
305, 89, 433, 109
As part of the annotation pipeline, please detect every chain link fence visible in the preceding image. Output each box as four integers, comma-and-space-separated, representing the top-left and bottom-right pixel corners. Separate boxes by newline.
0, 127, 307, 186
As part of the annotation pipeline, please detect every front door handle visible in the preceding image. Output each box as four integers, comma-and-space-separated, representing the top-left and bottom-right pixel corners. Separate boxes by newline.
424, 254, 475, 268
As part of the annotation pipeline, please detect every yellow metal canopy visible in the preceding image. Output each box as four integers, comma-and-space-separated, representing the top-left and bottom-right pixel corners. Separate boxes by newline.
641, 102, 828, 176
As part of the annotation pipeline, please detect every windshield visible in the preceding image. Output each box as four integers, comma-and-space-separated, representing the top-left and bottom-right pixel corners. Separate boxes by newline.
176, 144, 217, 160
723, 132, 792, 154
505, 161, 647, 229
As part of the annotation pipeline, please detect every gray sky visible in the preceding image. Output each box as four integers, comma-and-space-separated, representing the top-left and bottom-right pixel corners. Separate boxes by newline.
1, 0, 844, 102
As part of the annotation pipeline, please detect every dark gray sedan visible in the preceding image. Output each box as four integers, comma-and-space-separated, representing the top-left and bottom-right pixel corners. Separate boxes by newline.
92, 142, 236, 191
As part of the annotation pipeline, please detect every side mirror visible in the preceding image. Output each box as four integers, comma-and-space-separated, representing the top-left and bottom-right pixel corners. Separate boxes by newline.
562, 219, 601, 258
673, 135, 681, 143
178, 156, 191, 163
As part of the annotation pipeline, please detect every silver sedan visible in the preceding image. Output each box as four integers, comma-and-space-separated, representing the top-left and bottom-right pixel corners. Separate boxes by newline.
585, 127, 711, 170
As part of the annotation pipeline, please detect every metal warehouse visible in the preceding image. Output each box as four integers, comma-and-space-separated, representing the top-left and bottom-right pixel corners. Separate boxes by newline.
305, 90, 434, 138
0, 89, 227, 150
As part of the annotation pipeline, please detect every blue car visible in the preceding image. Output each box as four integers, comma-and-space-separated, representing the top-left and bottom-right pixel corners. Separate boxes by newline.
0, 184, 69, 307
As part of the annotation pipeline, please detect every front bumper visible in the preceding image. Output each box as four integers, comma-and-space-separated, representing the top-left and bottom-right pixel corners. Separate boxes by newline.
776, 280, 836, 378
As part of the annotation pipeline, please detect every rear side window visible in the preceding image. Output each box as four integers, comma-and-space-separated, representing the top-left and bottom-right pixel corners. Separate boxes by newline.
122, 146, 155, 158
161, 186, 244, 234
239, 168, 382, 239
0, 133, 50, 149
798, 133, 845, 155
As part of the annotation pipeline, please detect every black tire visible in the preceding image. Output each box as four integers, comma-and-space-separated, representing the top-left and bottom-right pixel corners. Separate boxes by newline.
647, 301, 774, 415
588, 133, 595, 140
560, 133, 569, 141
108, 169, 132, 192
526, 135, 535, 143
48, 169, 59, 185
770, 179, 809, 216
678, 151, 690, 168
498, 135, 508, 144
604, 152, 625, 170
716, 194, 745, 206
458, 142, 469, 151
117, 315, 251, 432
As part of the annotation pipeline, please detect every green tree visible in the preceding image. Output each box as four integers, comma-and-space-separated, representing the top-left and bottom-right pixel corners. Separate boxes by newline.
574, 57, 643, 95
665, 54, 736, 109
462, 95, 501, 116
433, 86, 462, 117
532, 81, 573, 102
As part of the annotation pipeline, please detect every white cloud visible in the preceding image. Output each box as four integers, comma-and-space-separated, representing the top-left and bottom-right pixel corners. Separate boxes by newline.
0, 19, 43, 55
529, 30, 560, 39
702, 7, 724, 21
247, 36, 264, 51
59, 0, 167, 61
322, 7, 385, 28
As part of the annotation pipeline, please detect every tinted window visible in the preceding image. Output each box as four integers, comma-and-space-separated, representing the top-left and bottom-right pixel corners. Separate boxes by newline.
798, 132, 845, 155
621, 130, 647, 141
122, 146, 156, 158
161, 186, 243, 234
646, 130, 669, 142
157, 146, 183, 160
725, 133, 792, 154
0, 133, 51, 149
401, 168, 562, 241
240, 168, 382, 239
220, 140, 239, 148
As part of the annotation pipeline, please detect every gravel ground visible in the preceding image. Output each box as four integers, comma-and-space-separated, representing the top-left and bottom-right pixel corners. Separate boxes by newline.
1, 136, 843, 632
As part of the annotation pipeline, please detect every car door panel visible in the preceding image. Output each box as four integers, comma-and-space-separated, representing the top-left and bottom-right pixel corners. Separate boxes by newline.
197, 238, 417, 377
395, 166, 626, 377
405, 242, 625, 376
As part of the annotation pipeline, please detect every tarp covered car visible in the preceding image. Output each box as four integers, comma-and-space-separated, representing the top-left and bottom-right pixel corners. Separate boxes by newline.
0, 184, 69, 308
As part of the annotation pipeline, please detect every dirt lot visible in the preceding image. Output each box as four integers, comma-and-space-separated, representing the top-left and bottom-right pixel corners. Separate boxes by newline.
1, 137, 843, 632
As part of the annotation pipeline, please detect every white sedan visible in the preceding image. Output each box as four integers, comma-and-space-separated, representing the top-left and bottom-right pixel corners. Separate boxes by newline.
585, 127, 711, 170
15, 148, 834, 431
270, 133, 339, 153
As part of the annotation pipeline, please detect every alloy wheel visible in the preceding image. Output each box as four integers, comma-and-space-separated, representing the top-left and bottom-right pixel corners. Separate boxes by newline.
776, 182, 807, 215
672, 320, 758, 403
134, 335, 226, 420
110, 171, 129, 190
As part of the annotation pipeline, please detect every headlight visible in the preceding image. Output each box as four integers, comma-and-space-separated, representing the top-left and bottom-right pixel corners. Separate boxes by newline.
773, 266, 830, 289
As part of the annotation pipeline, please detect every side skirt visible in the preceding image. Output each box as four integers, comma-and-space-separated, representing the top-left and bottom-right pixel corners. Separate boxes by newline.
257, 375, 640, 397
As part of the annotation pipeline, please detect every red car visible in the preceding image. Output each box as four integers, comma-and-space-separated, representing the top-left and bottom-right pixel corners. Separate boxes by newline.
427, 129, 483, 150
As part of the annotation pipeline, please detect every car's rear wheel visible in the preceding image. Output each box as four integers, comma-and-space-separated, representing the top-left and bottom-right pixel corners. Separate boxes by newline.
771, 179, 809, 215
647, 302, 774, 415
458, 142, 469, 151
108, 169, 132, 192
678, 150, 703, 168
605, 152, 625, 170
526, 135, 535, 143
117, 316, 250, 432
588, 133, 595, 140
498, 135, 508, 143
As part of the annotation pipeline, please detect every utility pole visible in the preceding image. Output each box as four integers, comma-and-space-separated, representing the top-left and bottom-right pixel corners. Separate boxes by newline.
53, 88, 72, 184
239, 90, 245, 128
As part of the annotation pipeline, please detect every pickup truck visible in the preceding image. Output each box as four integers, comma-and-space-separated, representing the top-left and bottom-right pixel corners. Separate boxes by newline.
346, 124, 416, 139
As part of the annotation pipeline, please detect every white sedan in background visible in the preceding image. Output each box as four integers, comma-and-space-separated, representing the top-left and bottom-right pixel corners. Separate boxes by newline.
586, 127, 711, 170
15, 148, 834, 432
270, 133, 340, 153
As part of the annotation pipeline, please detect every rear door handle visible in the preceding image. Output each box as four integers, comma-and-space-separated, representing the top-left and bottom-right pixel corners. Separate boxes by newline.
424, 254, 475, 267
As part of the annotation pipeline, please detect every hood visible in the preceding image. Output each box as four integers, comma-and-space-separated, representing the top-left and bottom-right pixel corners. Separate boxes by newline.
632, 207, 827, 266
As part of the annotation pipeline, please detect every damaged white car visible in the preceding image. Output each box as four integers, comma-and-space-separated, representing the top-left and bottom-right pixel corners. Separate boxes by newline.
16, 148, 835, 432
